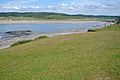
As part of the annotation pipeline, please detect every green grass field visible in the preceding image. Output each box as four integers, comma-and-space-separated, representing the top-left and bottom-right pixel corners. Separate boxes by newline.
0, 24, 120, 80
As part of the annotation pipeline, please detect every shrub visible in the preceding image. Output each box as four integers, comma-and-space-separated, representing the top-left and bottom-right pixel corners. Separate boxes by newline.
87, 29, 96, 32
35, 36, 48, 40
115, 18, 120, 24
11, 36, 48, 47
11, 40, 32, 47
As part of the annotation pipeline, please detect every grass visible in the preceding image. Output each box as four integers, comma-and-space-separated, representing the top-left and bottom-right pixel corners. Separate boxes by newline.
0, 25, 120, 80
95, 24, 120, 31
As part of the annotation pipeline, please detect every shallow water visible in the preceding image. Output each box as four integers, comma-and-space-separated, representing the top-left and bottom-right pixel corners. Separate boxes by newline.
0, 22, 106, 38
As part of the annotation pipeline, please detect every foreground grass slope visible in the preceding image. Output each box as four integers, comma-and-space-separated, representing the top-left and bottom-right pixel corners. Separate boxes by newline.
0, 25, 120, 80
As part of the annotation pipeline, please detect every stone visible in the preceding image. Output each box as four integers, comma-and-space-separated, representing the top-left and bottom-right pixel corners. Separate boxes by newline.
5, 30, 32, 36
87, 29, 96, 32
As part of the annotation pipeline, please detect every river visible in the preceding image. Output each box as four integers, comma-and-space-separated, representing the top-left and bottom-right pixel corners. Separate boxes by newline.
0, 22, 107, 38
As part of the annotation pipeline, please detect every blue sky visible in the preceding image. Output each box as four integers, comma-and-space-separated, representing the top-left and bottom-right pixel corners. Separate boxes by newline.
0, 0, 120, 15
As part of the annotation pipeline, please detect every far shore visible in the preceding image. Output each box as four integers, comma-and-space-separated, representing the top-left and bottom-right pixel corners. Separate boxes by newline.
0, 20, 100, 24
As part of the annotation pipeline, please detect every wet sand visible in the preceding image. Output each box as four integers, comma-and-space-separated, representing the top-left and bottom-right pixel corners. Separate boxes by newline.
0, 20, 99, 24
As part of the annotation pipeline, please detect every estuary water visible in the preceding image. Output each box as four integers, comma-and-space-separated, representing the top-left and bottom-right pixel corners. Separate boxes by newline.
0, 22, 107, 38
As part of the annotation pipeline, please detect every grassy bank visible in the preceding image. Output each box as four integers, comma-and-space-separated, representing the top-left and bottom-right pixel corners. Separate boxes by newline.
95, 24, 120, 31
0, 25, 120, 80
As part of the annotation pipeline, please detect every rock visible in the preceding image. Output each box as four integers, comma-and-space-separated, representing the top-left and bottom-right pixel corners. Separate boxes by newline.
5, 30, 32, 36
87, 29, 96, 32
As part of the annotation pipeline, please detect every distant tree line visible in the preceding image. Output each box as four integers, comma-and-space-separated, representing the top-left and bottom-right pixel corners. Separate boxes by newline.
0, 12, 119, 19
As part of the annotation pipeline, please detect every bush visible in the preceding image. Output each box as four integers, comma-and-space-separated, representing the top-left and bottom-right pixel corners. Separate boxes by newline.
11, 40, 32, 47
87, 29, 96, 32
11, 36, 48, 47
35, 36, 48, 40
115, 18, 120, 24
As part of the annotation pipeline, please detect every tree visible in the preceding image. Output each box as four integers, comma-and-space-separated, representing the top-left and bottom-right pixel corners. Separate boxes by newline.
115, 18, 120, 24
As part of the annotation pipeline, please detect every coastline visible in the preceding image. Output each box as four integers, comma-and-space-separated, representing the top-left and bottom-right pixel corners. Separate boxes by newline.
0, 22, 112, 50
0, 29, 88, 49
0, 20, 99, 24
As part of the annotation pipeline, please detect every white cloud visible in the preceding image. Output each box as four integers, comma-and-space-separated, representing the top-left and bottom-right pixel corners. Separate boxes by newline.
14, 7, 20, 10
60, 3, 68, 7
29, 6, 40, 9
48, 5, 55, 8
46, 2, 120, 15
0, 0, 120, 15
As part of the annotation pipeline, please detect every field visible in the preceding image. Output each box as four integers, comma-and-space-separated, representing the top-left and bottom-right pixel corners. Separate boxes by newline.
0, 24, 120, 80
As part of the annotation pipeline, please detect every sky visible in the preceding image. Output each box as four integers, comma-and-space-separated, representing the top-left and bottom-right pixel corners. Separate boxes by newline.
0, 0, 120, 15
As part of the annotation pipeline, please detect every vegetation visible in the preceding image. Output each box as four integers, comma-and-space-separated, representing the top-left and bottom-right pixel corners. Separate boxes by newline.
35, 36, 48, 40
95, 24, 120, 31
11, 40, 32, 47
0, 12, 119, 21
11, 36, 48, 47
115, 18, 120, 24
0, 24, 120, 80
87, 29, 96, 32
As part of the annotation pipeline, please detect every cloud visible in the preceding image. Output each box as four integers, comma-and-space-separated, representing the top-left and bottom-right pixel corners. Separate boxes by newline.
46, 2, 120, 15
60, 3, 68, 7
0, 0, 120, 15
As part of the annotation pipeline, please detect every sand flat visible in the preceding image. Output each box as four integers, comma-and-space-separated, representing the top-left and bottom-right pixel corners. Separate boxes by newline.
0, 20, 99, 24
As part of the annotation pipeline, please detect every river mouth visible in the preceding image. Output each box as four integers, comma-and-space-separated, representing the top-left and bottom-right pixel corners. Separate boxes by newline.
0, 22, 113, 49
0, 22, 107, 39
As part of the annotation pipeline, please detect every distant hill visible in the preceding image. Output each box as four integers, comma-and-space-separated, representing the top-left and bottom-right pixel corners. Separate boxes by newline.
0, 12, 68, 17
0, 12, 119, 20
0, 12, 119, 17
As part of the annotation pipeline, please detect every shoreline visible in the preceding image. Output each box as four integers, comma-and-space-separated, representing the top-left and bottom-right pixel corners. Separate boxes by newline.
0, 29, 88, 49
0, 20, 99, 24
0, 22, 112, 50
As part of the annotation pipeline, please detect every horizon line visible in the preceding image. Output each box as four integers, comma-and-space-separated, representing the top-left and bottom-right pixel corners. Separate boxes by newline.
0, 11, 120, 16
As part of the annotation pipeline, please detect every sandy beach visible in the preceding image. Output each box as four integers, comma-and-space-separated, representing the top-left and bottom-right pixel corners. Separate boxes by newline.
0, 20, 99, 24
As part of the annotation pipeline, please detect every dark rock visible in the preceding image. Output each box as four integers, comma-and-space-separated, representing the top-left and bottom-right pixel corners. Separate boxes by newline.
87, 29, 96, 32
25, 30, 32, 32
5, 30, 32, 36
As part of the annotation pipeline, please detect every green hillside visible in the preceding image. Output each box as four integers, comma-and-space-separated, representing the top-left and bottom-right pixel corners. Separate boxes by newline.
0, 12, 119, 21
0, 24, 120, 80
